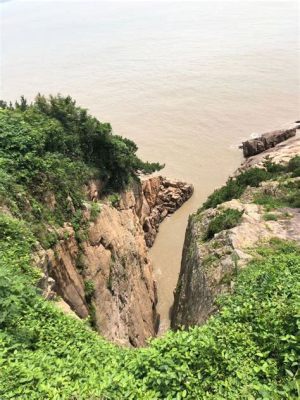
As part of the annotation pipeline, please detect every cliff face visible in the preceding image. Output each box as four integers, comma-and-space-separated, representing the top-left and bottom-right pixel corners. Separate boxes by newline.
35, 176, 193, 347
172, 136, 300, 330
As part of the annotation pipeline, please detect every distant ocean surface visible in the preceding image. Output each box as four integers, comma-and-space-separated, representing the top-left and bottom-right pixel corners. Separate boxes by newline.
1, 0, 299, 330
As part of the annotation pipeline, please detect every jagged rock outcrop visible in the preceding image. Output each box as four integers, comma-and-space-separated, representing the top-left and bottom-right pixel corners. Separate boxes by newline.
34, 176, 193, 346
139, 177, 194, 247
242, 127, 297, 157
238, 135, 300, 172
172, 139, 300, 330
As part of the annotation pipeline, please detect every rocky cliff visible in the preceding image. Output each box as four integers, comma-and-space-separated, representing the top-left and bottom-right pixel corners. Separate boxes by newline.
35, 176, 193, 346
139, 176, 194, 246
172, 135, 300, 329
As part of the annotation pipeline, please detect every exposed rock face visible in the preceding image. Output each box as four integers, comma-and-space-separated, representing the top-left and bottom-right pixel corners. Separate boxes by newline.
171, 140, 300, 330
34, 203, 158, 347
238, 136, 300, 173
242, 127, 297, 158
139, 177, 194, 247
34, 176, 193, 347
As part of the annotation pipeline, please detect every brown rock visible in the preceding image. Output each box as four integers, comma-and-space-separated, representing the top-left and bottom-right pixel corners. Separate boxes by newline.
242, 127, 296, 158
139, 176, 194, 247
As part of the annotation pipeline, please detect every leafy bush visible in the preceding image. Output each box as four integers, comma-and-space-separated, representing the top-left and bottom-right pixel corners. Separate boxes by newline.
84, 280, 95, 302
201, 156, 300, 210
0, 220, 299, 399
107, 193, 121, 208
254, 180, 300, 210
201, 168, 269, 210
90, 202, 101, 222
204, 208, 244, 240
264, 159, 286, 174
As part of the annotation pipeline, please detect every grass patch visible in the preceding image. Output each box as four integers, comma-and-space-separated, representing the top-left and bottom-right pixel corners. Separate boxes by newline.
287, 155, 300, 177
254, 194, 286, 211
204, 208, 244, 240
201, 157, 300, 211
254, 179, 300, 210
107, 193, 121, 208
263, 213, 278, 221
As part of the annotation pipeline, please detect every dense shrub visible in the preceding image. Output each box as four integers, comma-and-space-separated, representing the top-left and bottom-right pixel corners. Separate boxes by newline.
204, 208, 244, 240
0, 212, 299, 399
201, 157, 300, 210
0, 95, 163, 246
0, 95, 163, 191
201, 167, 270, 210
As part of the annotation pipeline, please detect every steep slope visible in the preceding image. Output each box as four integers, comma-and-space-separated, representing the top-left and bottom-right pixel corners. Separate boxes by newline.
172, 135, 300, 329
1, 211, 299, 399
35, 177, 192, 346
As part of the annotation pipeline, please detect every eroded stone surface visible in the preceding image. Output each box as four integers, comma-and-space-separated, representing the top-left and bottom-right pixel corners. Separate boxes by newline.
139, 177, 194, 247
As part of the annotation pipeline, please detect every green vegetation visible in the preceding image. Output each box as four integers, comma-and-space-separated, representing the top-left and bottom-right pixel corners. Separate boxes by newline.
84, 279, 95, 301
263, 213, 278, 221
0, 95, 163, 248
287, 155, 300, 177
254, 179, 300, 211
90, 202, 101, 222
201, 167, 271, 210
107, 193, 121, 208
0, 210, 299, 399
201, 157, 300, 210
255, 195, 286, 211
204, 208, 244, 240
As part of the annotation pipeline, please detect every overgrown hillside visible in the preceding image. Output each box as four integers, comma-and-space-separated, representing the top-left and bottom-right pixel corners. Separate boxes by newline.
0, 95, 162, 246
1, 213, 299, 399
0, 98, 299, 399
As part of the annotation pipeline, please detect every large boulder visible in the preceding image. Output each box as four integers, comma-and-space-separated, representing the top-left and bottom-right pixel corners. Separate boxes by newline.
242, 127, 296, 157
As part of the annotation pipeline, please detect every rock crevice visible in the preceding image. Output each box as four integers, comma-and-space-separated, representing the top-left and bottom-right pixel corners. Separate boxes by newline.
35, 176, 193, 347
